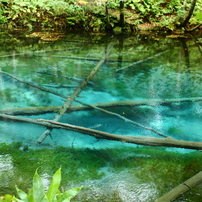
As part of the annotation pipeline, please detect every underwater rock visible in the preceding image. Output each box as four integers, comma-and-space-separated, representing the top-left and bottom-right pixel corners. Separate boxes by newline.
19, 145, 29, 152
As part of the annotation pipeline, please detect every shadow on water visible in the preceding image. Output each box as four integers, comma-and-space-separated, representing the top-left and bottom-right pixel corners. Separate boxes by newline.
0, 30, 202, 201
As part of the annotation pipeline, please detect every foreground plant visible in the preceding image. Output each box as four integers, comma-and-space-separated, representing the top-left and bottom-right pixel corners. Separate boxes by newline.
0, 168, 81, 202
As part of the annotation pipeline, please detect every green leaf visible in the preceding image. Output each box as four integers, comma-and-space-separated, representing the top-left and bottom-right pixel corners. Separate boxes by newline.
27, 188, 34, 202
3, 194, 17, 202
46, 168, 61, 202
16, 187, 28, 202
195, 13, 202, 20
41, 195, 50, 202
138, 5, 146, 13
57, 187, 82, 202
33, 170, 45, 202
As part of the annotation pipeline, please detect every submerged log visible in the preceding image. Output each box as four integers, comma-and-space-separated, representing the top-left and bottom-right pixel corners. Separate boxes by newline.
1, 114, 202, 150
36, 71, 95, 86
42, 84, 78, 88
1, 97, 202, 115
155, 171, 202, 202
35, 55, 139, 63
76, 100, 167, 138
116, 51, 168, 72
36, 41, 115, 144
0, 48, 78, 58
0, 71, 68, 100
0, 68, 167, 138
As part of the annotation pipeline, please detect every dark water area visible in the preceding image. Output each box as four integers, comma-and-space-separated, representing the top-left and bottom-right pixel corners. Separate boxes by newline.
0, 30, 202, 201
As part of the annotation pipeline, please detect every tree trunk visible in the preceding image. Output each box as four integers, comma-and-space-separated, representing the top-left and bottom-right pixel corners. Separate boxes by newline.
179, 0, 197, 28
105, 0, 112, 30
155, 171, 202, 202
119, 0, 125, 28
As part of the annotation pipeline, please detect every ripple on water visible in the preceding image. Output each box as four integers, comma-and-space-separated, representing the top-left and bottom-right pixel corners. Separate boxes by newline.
0, 154, 14, 187
73, 168, 158, 202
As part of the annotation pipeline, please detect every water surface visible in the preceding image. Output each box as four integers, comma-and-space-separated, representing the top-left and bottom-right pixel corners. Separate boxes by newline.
0, 31, 202, 201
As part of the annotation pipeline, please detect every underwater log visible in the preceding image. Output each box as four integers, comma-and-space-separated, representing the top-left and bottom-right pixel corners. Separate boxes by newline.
116, 50, 168, 72
1, 114, 202, 150
36, 41, 115, 144
0, 48, 77, 58
155, 171, 202, 202
0, 70, 68, 99
1, 97, 202, 115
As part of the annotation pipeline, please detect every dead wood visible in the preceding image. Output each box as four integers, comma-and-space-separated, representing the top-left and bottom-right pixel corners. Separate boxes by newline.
42, 84, 78, 88
35, 55, 103, 61
116, 51, 168, 72
155, 171, 202, 202
0, 48, 77, 58
36, 41, 115, 144
0, 71, 68, 100
35, 55, 135, 63
0, 69, 168, 138
75, 100, 167, 138
2, 97, 202, 115
1, 114, 202, 150
35, 71, 83, 84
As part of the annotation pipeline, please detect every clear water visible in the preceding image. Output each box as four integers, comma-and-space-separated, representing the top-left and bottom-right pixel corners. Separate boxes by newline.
0, 31, 202, 201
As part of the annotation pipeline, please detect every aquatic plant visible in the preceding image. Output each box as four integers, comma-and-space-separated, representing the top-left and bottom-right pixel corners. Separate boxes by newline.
0, 143, 202, 201
167, 126, 183, 138
0, 168, 81, 202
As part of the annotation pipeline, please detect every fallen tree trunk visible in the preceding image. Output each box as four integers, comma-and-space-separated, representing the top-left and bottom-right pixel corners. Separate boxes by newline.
1, 97, 202, 115
35, 55, 136, 63
36, 71, 95, 86
155, 171, 202, 202
1, 114, 202, 150
0, 69, 168, 138
76, 100, 167, 138
36, 41, 114, 144
0, 48, 78, 58
0, 71, 68, 100
116, 51, 168, 72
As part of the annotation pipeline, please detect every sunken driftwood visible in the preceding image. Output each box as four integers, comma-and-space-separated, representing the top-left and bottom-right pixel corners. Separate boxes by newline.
1, 97, 202, 115
155, 171, 202, 202
0, 48, 78, 58
116, 51, 168, 72
1, 58, 200, 139
35, 55, 103, 61
36, 42, 115, 144
35, 55, 147, 63
0, 69, 168, 138
0, 70, 68, 100
75, 100, 167, 138
36, 71, 95, 86
1, 114, 202, 150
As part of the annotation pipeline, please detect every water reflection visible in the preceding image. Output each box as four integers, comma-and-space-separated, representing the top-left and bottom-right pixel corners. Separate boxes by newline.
75, 169, 158, 202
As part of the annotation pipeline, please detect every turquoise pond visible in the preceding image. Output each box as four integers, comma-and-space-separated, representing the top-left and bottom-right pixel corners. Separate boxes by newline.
0, 30, 202, 201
